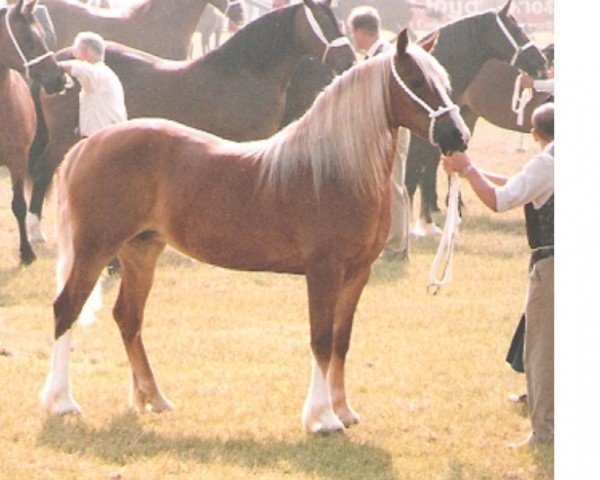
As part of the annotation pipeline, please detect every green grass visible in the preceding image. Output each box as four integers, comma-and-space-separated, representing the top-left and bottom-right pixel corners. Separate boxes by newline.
0, 117, 553, 478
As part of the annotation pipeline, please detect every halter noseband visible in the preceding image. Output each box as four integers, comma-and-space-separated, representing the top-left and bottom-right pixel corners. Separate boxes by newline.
390, 57, 459, 146
2, 8, 54, 79
495, 14, 535, 66
303, 5, 352, 64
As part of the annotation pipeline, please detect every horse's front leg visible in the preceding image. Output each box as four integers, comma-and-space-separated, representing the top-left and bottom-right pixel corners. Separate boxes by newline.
302, 260, 346, 434
328, 265, 371, 428
8, 163, 36, 264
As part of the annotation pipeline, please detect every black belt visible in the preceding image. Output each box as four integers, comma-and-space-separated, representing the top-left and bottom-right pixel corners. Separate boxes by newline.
530, 246, 554, 269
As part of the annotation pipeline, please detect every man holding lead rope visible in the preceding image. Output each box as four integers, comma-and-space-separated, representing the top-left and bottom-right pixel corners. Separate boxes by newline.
442, 103, 554, 448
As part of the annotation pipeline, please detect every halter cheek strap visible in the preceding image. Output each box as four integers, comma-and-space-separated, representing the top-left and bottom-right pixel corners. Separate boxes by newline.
2, 8, 54, 79
303, 5, 352, 63
390, 58, 459, 146
495, 14, 535, 66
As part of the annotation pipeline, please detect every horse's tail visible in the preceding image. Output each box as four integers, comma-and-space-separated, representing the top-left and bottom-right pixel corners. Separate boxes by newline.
28, 80, 49, 180
55, 140, 103, 327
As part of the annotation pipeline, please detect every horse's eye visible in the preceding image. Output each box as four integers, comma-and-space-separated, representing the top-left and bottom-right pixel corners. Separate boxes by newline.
409, 78, 424, 90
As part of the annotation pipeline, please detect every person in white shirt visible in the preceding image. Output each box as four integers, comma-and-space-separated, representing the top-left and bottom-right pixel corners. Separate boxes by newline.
442, 103, 554, 448
347, 6, 411, 261
59, 31, 127, 138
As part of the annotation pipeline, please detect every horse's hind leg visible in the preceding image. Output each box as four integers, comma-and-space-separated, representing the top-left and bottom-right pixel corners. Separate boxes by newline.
41, 255, 108, 415
302, 261, 346, 434
112, 233, 171, 413
8, 157, 35, 264
328, 265, 371, 428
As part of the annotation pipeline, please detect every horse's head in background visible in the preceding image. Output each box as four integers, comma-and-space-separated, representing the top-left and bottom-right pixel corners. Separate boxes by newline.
0, 0, 66, 93
490, 0, 547, 78
389, 30, 469, 154
219, 0, 245, 28
298, 0, 355, 74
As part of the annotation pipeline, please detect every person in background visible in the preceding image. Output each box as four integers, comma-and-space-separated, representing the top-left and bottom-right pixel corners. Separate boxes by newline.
59, 31, 127, 274
442, 103, 554, 448
347, 6, 411, 261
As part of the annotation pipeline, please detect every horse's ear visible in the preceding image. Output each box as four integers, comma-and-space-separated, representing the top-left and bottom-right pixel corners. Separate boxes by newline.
303, 0, 317, 10
499, 0, 512, 17
15, 0, 26, 13
396, 28, 409, 56
24, 0, 39, 14
419, 31, 439, 53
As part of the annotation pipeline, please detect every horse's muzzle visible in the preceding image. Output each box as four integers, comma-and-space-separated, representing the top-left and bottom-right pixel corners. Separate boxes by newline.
438, 127, 469, 155
41, 71, 68, 95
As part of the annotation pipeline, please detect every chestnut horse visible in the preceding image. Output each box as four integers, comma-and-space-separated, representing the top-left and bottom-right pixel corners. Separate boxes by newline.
404, 0, 548, 236
41, 30, 469, 433
40, 0, 244, 60
27, 0, 355, 243
0, 0, 65, 264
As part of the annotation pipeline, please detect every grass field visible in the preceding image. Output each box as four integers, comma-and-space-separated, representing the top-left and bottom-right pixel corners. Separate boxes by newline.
0, 117, 553, 479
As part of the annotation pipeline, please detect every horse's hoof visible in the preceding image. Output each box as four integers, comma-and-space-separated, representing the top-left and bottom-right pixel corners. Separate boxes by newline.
20, 250, 36, 265
26, 213, 46, 244
336, 408, 360, 428
311, 424, 346, 436
132, 390, 174, 413
411, 220, 442, 237
41, 390, 82, 416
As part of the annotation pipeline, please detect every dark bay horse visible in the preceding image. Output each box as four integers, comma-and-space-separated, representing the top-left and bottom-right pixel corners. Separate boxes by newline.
0, 0, 65, 264
404, 0, 548, 236
27, 0, 355, 243
41, 30, 469, 433
460, 58, 550, 133
40, 0, 244, 60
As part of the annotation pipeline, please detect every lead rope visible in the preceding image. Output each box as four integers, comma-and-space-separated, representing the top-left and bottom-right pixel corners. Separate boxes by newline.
428, 172, 461, 294
511, 73, 533, 127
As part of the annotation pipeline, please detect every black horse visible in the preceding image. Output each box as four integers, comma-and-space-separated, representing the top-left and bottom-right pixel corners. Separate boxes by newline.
404, 0, 548, 235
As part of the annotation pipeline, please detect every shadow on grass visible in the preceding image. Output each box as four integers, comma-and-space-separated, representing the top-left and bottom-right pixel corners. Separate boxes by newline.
38, 413, 399, 480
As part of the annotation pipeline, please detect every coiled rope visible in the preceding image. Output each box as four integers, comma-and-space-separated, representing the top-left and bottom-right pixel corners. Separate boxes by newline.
428, 172, 461, 295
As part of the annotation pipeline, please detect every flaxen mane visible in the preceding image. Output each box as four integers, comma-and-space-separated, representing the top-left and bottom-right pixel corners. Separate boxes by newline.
254, 44, 450, 197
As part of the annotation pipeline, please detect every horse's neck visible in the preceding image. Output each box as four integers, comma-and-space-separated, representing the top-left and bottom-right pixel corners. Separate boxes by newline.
205, 10, 305, 89
435, 22, 497, 100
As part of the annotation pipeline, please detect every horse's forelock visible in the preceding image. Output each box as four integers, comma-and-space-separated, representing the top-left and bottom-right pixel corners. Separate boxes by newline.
407, 43, 451, 93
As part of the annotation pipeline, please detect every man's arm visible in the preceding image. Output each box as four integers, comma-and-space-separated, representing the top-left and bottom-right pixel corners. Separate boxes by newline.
442, 152, 501, 212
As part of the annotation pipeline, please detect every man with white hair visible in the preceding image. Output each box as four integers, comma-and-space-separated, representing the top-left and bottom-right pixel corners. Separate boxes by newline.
59, 31, 127, 139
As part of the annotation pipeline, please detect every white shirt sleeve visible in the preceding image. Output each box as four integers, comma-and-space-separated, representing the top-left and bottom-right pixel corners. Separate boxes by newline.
533, 79, 554, 95
63, 60, 100, 93
495, 151, 554, 212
